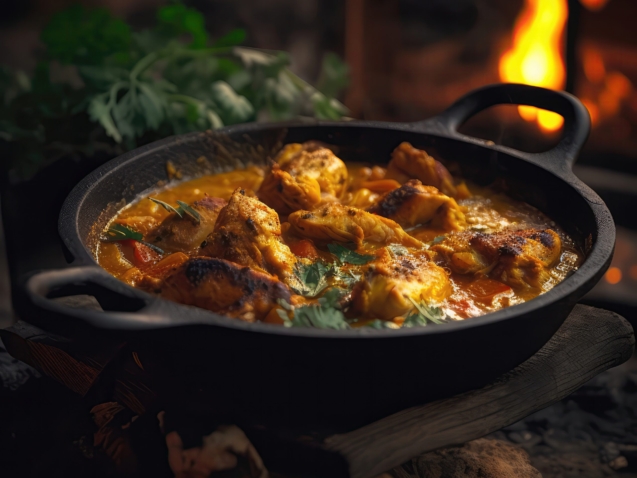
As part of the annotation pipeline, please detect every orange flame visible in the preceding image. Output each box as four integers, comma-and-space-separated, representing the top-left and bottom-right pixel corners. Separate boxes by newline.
499, 0, 568, 132
579, 0, 610, 11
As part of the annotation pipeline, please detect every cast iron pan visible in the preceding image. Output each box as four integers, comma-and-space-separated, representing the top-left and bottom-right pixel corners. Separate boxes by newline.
21, 84, 614, 430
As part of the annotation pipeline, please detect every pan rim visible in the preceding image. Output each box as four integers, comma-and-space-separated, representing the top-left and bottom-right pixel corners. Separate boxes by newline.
57, 120, 615, 337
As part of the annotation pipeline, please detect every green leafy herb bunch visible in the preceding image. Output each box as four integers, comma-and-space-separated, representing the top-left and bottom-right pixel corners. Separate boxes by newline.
0, 3, 349, 178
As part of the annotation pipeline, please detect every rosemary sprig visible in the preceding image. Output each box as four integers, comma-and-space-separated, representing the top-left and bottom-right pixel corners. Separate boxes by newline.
149, 197, 201, 224
176, 200, 201, 224
103, 223, 164, 254
104, 223, 142, 241
150, 197, 183, 217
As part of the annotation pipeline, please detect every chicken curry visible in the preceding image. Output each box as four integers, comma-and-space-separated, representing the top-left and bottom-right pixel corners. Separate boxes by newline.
96, 141, 583, 329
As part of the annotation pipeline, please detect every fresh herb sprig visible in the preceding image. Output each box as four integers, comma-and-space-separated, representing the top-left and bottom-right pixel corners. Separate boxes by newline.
150, 197, 201, 224
277, 288, 350, 330
103, 223, 164, 254
1, 3, 350, 179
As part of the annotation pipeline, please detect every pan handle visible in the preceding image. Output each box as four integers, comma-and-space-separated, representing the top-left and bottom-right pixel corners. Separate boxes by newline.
21, 266, 176, 334
420, 83, 591, 172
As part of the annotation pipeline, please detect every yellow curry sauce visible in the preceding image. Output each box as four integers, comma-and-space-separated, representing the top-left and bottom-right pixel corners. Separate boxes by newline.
96, 142, 583, 328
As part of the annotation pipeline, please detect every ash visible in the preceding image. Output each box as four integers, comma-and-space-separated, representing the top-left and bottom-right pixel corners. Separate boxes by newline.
490, 354, 637, 477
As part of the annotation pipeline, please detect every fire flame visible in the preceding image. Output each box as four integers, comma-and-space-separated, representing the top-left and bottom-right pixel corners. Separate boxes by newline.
579, 0, 610, 11
581, 45, 632, 128
499, 0, 568, 132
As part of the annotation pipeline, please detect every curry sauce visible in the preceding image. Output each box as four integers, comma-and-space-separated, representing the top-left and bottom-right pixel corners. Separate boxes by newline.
96, 141, 583, 328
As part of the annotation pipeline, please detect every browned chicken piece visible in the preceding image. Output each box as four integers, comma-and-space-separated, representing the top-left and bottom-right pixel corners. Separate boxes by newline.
288, 203, 423, 248
159, 257, 291, 322
256, 164, 321, 216
386, 142, 457, 197
350, 248, 451, 321
201, 188, 298, 283
369, 180, 466, 230
431, 229, 562, 290
146, 196, 227, 254
258, 142, 348, 214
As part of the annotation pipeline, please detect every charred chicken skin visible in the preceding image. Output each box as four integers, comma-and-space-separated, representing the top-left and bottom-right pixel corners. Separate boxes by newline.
431, 229, 562, 290
201, 188, 298, 284
369, 179, 466, 230
350, 248, 451, 321
258, 142, 348, 214
159, 257, 291, 322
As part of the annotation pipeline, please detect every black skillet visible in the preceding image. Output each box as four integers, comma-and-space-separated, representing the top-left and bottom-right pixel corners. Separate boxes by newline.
22, 84, 614, 430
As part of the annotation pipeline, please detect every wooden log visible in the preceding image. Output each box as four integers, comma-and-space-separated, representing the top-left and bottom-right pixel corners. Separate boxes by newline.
1, 304, 633, 477
322, 304, 635, 478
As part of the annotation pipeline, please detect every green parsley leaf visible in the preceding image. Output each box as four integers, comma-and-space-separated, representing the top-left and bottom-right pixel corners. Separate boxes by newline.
41, 5, 131, 65
292, 262, 332, 297
210, 81, 254, 124
211, 29, 247, 48
316, 52, 350, 99
278, 295, 350, 330
156, 4, 208, 49
328, 243, 375, 265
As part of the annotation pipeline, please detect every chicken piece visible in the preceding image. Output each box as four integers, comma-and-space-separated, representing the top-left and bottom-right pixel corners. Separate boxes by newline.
369, 180, 466, 230
350, 248, 451, 321
431, 229, 562, 290
288, 203, 423, 248
386, 142, 457, 197
256, 164, 321, 216
201, 188, 297, 283
159, 257, 291, 322
146, 196, 227, 254
258, 142, 348, 214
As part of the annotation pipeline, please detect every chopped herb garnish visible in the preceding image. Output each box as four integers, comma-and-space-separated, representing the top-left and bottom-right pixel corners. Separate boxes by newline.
277, 290, 350, 330
337, 269, 361, 288
328, 243, 375, 265
431, 236, 445, 245
104, 223, 143, 241
403, 297, 446, 327
150, 198, 183, 217
291, 261, 332, 297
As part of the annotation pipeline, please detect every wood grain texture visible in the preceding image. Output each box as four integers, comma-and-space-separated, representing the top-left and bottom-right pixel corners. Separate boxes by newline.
324, 304, 635, 478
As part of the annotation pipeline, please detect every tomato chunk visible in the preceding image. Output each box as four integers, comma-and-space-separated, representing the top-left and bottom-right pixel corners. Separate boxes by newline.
466, 278, 513, 303
289, 239, 319, 260
132, 241, 161, 268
